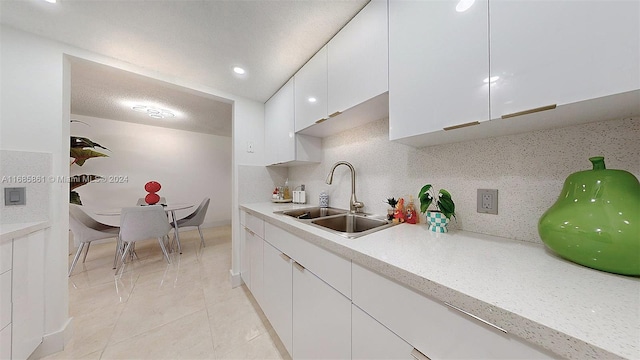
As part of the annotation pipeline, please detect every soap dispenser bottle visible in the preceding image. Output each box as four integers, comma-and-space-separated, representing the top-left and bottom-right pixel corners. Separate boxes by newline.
283, 178, 291, 200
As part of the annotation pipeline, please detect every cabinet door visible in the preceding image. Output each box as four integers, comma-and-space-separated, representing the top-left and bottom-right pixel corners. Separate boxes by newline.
265, 79, 295, 165
292, 262, 350, 360
295, 46, 328, 132
389, 0, 489, 141
0, 271, 10, 331
352, 305, 413, 360
247, 230, 264, 307
328, 0, 388, 116
490, 0, 640, 118
262, 241, 293, 355
12, 230, 45, 360
240, 225, 250, 287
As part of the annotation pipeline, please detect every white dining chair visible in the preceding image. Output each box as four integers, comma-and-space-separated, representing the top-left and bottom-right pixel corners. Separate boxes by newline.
68, 205, 120, 276
115, 205, 172, 273
171, 198, 210, 248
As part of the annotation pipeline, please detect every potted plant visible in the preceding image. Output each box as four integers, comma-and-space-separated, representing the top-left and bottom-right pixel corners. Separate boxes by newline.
418, 184, 455, 233
70, 120, 109, 205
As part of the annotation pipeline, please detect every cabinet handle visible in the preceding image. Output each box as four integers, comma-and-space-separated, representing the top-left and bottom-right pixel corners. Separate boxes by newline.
501, 104, 557, 119
315, 118, 327, 124
410, 348, 431, 360
245, 227, 255, 236
328, 111, 342, 118
443, 121, 480, 131
293, 261, 305, 271
279, 253, 291, 262
444, 302, 507, 334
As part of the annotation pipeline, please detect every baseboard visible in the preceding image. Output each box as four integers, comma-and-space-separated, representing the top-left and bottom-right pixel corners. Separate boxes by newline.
29, 317, 73, 360
229, 269, 243, 288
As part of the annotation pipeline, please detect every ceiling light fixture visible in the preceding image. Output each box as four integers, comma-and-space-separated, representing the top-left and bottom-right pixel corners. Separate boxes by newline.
483, 76, 500, 83
308, 97, 317, 103
42, 0, 57, 3
131, 105, 175, 119
233, 66, 246, 75
456, 0, 475, 12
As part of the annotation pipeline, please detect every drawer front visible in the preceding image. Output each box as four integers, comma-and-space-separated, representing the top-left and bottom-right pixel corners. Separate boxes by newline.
0, 271, 10, 330
0, 240, 11, 274
244, 211, 264, 239
240, 210, 246, 226
352, 263, 552, 359
265, 222, 351, 299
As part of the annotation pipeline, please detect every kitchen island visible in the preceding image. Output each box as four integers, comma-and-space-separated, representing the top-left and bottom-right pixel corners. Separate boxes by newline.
240, 202, 639, 360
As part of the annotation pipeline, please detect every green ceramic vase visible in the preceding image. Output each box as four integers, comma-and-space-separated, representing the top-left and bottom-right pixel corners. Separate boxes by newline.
538, 157, 640, 276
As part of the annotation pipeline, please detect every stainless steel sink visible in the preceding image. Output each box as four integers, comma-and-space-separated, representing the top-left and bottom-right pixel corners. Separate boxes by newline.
280, 207, 348, 220
276, 207, 397, 238
312, 214, 392, 234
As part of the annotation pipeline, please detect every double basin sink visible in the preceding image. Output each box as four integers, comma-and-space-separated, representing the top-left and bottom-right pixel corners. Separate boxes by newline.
276, 207, 396, 239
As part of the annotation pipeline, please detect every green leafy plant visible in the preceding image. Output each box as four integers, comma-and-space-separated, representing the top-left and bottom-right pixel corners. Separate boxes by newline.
418, 184, 456, 220
70, 121, 109, 204
70, 136, 109, 166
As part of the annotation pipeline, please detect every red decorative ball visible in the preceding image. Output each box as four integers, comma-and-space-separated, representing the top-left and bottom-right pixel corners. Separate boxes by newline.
145, 181, 161, 193
145, 193, 160, 205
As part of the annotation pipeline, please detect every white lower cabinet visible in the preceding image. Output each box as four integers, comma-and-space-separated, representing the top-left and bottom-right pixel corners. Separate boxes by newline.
262, 241, 293, 355
12, 229, 45, 360
352, 305, 413, 360
247, 212, 552, 359
352, 263, 553, 359
246, 228, 264, 307
292, 262, 351, 360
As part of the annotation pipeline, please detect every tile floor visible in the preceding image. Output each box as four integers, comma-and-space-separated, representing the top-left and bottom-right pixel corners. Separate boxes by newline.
46, 226, 290, 360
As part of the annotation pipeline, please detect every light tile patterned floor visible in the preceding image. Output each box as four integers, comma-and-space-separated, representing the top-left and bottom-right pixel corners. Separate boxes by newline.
45, 226, 290, 360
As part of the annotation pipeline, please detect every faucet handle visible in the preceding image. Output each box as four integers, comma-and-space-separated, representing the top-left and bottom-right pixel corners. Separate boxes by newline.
353, 201, 365, 212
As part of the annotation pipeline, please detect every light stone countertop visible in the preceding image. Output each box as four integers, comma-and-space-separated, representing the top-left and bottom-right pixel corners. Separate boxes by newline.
0, 221, 50, 243
240, 202, 640, 360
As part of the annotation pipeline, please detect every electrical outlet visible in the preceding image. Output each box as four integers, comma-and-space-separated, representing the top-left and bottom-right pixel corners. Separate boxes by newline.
247, 141, 254, 153
477, 189, 498, 214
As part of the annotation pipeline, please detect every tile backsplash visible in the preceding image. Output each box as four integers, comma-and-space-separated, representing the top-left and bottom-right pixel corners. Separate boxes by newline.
286, 116, 639, 244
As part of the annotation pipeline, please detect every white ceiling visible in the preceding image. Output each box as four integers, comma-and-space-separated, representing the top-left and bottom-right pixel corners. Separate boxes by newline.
0, 0, 368, 135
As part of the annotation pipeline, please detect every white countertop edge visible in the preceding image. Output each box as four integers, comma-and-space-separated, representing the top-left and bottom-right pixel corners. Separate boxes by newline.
1, 221, 51, 242
240, 203, 638, 360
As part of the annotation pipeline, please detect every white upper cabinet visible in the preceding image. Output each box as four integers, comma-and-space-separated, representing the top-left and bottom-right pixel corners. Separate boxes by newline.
328, 0, 388, 116
265, 79, 321, 166
295, 46, 328, 132
389, 0, 490, 141
490, 0, 640, 119
265, 79, 295, 165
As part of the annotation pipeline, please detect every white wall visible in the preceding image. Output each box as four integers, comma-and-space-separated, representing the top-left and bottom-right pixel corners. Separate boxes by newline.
70, 115, 231, 228
288, 116, 640, 244
0, 25, 264, 356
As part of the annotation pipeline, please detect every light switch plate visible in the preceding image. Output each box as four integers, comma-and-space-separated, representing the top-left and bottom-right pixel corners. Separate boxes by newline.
477, 189, 498, 214
4, 187, 26, 206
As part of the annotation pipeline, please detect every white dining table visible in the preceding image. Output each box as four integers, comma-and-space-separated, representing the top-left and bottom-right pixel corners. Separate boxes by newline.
94, 203, 194, 254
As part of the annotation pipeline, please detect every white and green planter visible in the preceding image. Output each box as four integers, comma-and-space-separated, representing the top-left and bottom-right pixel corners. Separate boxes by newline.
426, 211, 449, 233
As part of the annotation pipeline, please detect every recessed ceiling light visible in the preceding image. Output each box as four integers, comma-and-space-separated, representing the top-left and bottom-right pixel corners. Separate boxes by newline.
308, 97, 317, 103
483, 76, 500, 83
456, 0, 475, 12
42, 0, 57, 3
233, 67, 246, 75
